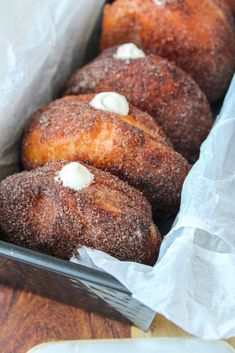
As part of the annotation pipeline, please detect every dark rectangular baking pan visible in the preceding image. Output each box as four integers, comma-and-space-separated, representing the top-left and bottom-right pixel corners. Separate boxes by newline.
0, 4, 156, 331
0, 240, 156, 330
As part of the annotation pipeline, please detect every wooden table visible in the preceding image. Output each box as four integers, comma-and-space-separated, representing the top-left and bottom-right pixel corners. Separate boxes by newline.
0, 284, 235, 353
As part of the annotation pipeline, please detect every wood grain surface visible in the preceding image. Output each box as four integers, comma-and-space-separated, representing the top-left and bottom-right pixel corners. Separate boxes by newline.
1, 284, 235, 353
132, 314, 235, 349
0, 285, 130, 353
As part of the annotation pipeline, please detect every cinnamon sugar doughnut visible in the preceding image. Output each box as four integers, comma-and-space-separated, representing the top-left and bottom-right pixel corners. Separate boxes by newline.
0, 161, 161, 265
21, 94, 190, 220
64, 47, 213, 162
100, 0, 235, 103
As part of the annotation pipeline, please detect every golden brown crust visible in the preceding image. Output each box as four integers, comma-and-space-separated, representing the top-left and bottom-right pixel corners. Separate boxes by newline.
72, 94, 172, 147
21, 95, 190, 220
100, 0, 235, 103
0, 161, 161, 265
64, 49, 213, 162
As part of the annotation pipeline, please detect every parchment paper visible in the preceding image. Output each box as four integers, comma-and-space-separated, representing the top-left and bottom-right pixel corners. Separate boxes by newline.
0, 0, 105, 179
72, 76, 235, 339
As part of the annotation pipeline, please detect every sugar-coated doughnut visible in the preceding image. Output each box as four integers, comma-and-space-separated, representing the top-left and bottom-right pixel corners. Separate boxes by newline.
64, 47, 213, 162
0, 161, 161, 265
21, 95, 190, 220
100, 0, 235, 103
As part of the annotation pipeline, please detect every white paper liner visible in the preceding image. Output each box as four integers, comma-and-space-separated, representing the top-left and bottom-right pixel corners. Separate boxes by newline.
71, 76, 235, 339
0, 0, 105, 179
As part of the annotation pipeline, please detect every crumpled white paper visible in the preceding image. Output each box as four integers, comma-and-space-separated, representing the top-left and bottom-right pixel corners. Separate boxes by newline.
71, 77, 235, 339
0, 0, 105, 179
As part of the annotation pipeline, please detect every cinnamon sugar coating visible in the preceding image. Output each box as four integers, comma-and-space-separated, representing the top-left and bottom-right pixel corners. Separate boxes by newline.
0, 161, 161, 265
212, 0, 235, 20
214, 0, 235, 16
21, 95, 190, 220
64, 48, 213, 162
100, 0, 235, 103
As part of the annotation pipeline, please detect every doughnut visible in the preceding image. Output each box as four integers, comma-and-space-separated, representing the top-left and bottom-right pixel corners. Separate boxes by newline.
63, 45, 213, 162
21, 94, 190, 220
100, 0, 235, 103
0, 161, 161, 265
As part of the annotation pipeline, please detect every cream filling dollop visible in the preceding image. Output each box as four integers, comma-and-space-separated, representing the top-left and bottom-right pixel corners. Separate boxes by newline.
54, 162, 94, 191
113, 43, 145, 60
153, 0, 170, 6
89, 92, 129, 115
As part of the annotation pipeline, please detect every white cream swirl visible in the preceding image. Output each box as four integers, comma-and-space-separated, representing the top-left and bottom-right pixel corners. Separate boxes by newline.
54, 162, 94, 191
113, 43, 145, 60
153, 0, 171, 6
89, 92, 129, 115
